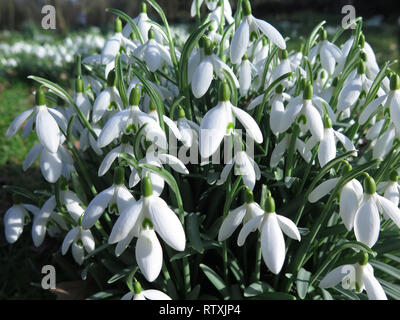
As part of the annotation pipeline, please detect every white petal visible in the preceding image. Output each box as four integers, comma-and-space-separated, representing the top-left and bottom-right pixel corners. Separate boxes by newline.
108, 199, 143, 244
339, 181, 362, 231
390, 91, 400, 131
359, 95, 387, 125
239, 60, 252, 96
216, 162, 234, 186
304, 102, 324, 141
81, 229, 95, 253
237, 215, 263, 246
97, 111, 129, 148
101, 34, 121, 64
373, 127, 395, 160
191, 57, 214, 98
354, 197, 380, 247
276, 214, 301, 241
254, 18, 286, 50
337, 76, 362, 111
270, 135, 288, 167
148, 196, 186, 251
23, 144, 42, 171
116, 186, 135, 213
218, 204, 247, 241
319, 128, 336, 167
98, 146, 122, 176
71, 242, 85, 265
136, 228, 163, 282
62, 190, 84, 221
199, 103, 230, 158
40, 149, 62, 183
142, 289, 172, 300
81, 186, 114, 229
4, 205, 26, 243
158, 153, 188, 174
163, 115, 182, 141
247, 94, 264, 111
231, 106, 263, 143
319, 264, 355, 288
36, 108, 60, 153
363, 266, 387, 300
308, 178, 339, 203
6, 108, 34, 138
61, 227, 79, 255
121, 292, 134, 300
376, 195, 400, 228
261, 213, 286, 274
320, 42, 336, 74
145, 43, 162, 72
92, 90, 112, 123
230, 20, 249, 64
334, 130, 356, 154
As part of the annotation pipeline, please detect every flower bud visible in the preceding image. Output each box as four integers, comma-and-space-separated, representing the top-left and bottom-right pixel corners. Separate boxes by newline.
76, 76, 84, 93
390, 170, 399, 182
141, 2, 147, 13
178, 106, 186, 119
114, 17, 122, 33
134, 279, 142, 294
113, 166, 125, 186
359, 33, 365, 49
390, 73, 400, 91
129, 86, 141, 106
36, 87, 46, 106
142, 175, 153, 197
281, 49, 288, 60
363, 174, 376, 195
219, 80, 231, 102
323, 113, 332, 129
148, 27, 155, 40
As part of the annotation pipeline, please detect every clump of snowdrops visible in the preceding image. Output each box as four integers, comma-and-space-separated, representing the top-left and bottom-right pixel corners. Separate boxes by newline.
3, 0, 400, 300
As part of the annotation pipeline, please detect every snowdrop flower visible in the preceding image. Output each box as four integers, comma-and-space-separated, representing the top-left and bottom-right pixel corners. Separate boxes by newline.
80, 125, 103, 156
82, 167, 135, 229
264, 50, 293, 89
308, 28, 342, 75
176, 107, 199, 148
308, 163, 363, 231
237, 54, 257, 96
270, 133, 312, 168
230, 0, 286, 65
208, 0, 234, 26
360, 74, 400, 128
97, 87, 167, 150
237, 192, 301, 274
319, 252, 387, 300
372, 123, 398, 160
108, 176, 186, 281
134, 28, 172, 72
129, 146, 189, 196
191, 37, 239, 98
32, 187, 84, 247
283, 83, 326, 141
74, 76, 91, 121
354, 174, 400, 247
4, 195, 38, 244
378, 171, 400, 206
199, 81, 263, 158
218, 188, 264, 241
122, 3, 164, 43
265, 84, 292, 136
92, 70, 123, 123
305, 114, 357, 167
337, 62, 374, 117
62, 225, 95, 265
217, 150, 260, 190
121, 280, 171, 300
23, 141, 73, 183
6, 87, 66, 154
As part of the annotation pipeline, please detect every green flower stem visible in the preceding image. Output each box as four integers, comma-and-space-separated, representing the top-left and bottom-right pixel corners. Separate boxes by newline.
285, 124, 300, 178
375, 141, 400, 184
252, 238, 262, 283
218, 0, 225, 34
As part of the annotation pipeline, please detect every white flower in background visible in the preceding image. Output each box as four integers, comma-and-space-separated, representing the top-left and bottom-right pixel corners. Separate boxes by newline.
176, 107, 200, 148
62, 225, 95, 265
319, 253, 387, 300
32, 188, 84, 247
74, 76, 92, 121
6, 88, 67, 154
129, 147, 189, 196
97, 87, 167, 150
230, 0, 285, 65
199, 81, 262, 158
264, 50, 293, 89
237, 192, 300, 274
80, 125, 103, 156
121, 280, 171, 300
308, 164, 363, 231
108, 176, 186, 281
81, 167, 135, 229
377, 171, 400, 206
270, 134, 311, 168
191, 37, 239, 99
354, 175, 400, 247
217, 150, 260, 190
372, 123, 399, 160
308, 28, 342, 75
134, 28, 172, 72
122, 3, 164, 43
3, 196, 38, 244
237, 54, 257, 96
305, 114, 356, 167
208, 0, 234, 26
92, 70, 123, 123
218, 188, 264, 241
23, 141, 74, 184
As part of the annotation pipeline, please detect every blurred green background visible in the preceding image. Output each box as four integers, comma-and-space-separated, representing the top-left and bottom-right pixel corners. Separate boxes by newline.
0, 0, 399, 299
